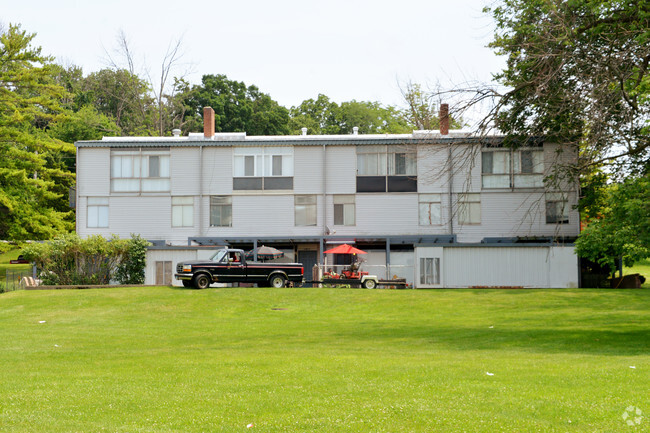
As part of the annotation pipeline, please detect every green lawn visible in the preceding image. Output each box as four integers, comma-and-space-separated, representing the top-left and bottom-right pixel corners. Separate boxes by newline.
0, 287, 648, 432
0, 248, 31, 286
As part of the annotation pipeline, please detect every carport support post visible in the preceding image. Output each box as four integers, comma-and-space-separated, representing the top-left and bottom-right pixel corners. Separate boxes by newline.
253, 239, 258, 262
386, 238, 391, 279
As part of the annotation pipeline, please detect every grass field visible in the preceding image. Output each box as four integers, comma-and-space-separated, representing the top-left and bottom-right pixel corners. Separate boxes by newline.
0, 287, 648, 432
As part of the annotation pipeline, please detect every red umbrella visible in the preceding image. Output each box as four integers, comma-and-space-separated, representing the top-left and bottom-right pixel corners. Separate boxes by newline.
323, 244, 367, 255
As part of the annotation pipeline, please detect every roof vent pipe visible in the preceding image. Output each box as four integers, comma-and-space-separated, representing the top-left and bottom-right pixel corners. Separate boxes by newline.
203, 107, 215, 139
439, 103, 449, 135
172, 129, 181, 137
301, 127, 308, 136
353, 126, 359, 135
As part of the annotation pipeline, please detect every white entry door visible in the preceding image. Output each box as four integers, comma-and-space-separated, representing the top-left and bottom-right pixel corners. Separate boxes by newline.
415, 247, 443, 288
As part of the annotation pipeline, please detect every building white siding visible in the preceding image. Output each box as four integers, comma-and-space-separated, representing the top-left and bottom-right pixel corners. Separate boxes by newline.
294, 146, 324, 194
325, 146, 356, 194
416, 245, 578, 288
77, 148, 110, 196
203, 147, 233, 194
171, 147, 201, 195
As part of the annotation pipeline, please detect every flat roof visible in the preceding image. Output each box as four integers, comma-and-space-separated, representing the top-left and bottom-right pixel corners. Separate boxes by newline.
75, 130, 518, 148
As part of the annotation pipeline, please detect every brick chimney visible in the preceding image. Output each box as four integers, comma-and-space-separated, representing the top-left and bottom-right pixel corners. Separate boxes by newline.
439, 103, 449, 135
203, 106, 215, 138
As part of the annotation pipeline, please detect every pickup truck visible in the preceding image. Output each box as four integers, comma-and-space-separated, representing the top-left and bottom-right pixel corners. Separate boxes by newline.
175, 248, 304, 289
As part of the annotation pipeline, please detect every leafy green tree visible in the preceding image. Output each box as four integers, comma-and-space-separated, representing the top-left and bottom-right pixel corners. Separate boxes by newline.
400, 82, 463, 131
82, 68, 155, 135
0, 24, 75, 240
483, 0, 650, 175
289, 94, 412, 135
575, 173, 650, 273
183, 74, 290, 135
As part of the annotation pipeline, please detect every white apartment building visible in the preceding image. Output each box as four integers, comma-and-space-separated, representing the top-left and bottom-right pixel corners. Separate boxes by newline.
75, 107, 580, 288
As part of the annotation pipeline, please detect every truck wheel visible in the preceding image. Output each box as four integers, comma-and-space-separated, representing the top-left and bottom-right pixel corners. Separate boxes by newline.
269, 274, 286, 288
363, 279, 377, 289
182, 280, 192, 288
193, 274, 211, 290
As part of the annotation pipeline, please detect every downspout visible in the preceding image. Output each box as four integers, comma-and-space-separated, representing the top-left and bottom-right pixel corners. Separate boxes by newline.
321, 140, 327, 266
199, 144, 204, 236
440, 103, 453, 237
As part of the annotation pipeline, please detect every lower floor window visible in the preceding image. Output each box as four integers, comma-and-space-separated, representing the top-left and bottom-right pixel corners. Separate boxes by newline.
546, 193, 569, 223
458, 193, 481, 224
334, 195, 355, 226
172, 196, 194, 227
210, 196, 232, 227
420, 257, 440, 285
87, 197, 109, 228
295, 195, 317, 226
419, 194, 441, 225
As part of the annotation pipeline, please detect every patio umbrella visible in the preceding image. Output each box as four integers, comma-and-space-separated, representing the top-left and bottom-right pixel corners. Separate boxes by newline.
323, 244, 367, 255
245, 245, 284, 261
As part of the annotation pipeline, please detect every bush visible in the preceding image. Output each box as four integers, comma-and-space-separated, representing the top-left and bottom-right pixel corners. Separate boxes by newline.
22, 234, 149, 285
115, 234, 150, 284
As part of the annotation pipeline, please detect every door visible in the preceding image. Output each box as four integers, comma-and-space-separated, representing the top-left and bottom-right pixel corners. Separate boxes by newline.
298, 250, 318, 287
155, 261, 172, 285
415, 247, 443, 288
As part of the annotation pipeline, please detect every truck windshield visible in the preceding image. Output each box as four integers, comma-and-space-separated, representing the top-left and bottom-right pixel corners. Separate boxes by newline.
209, 250, 227, 262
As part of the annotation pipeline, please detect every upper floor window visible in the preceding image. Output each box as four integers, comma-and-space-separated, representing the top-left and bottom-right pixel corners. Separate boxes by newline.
482, 148, 543, 189
357, 145, 417, 193
111, 149, 170, 192
233, 147, 293, 190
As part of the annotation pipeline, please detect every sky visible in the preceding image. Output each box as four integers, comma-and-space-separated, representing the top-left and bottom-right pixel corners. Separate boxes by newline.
4, 0, 504, 111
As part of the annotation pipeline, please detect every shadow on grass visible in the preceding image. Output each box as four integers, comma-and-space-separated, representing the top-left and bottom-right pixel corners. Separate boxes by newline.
339, 325, 650, 356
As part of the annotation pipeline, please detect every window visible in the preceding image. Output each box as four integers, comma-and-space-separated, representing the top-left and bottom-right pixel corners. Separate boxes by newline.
546, 193, 569, 224
210, 196, 232, 227
389, 146, 417, 176
419, 194, 441, 225
234, 147, 293, 190
295, 195, 317, 226
357, 146, 387, 176
482, 148, 544, 188
357, 145, 417, 193
420, 257, 440, 285
172, 196, 193, 227
111, 149, 170, 192
514, 150, 544, 187
482, 150, 510, 188
87, 197, 109, 228
458, 193, 481, 224
334, 195, 355, 226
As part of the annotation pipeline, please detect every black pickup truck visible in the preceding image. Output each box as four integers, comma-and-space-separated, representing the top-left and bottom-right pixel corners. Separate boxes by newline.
175, 249, 304, 289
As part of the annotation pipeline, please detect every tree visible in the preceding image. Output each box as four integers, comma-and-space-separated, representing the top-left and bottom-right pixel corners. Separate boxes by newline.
82, 68, 155, 135
575, 173, 650, 274
0, 24, 75, 240
289, 94, 412, 135
182, 74, 290, 136
471, 0, 650, 176
400, 82, 464, 131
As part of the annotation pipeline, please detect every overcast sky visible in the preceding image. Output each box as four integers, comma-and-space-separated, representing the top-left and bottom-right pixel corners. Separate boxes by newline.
5, 0, 503, 110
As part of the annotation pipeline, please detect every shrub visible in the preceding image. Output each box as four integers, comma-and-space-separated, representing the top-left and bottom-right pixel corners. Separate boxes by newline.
22, 234, 149, 286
